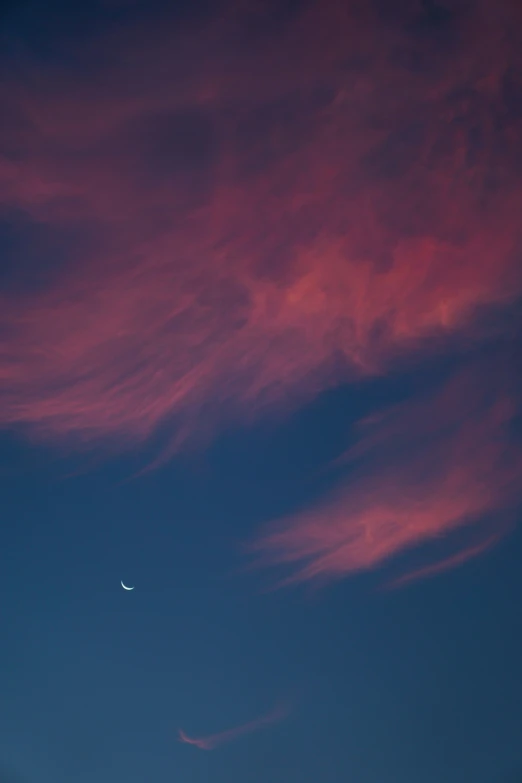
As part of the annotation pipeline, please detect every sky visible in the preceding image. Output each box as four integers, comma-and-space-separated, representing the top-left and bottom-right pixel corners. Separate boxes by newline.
0, 0, 521, 781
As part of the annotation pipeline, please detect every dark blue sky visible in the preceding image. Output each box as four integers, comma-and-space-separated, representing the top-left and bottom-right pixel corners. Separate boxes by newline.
2, 370, 522, 783
1, 386, 522, 783
1, 1, 522, 782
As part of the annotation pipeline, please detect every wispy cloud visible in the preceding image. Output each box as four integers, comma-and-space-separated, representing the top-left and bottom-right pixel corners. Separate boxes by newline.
1, 1, 521, 585
384, 530, 509, 591
0, 0, 521, 452
252, 362, 522, 587
178, 702, 289, 750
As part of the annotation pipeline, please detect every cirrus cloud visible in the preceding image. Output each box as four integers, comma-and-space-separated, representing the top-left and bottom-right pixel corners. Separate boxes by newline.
251, 361, 522, 586
0, 0, 521, 584
178, 702, 289, 751
0, 0, 520, 450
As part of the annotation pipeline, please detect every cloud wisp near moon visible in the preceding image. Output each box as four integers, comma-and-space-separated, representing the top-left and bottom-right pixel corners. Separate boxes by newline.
0, 0, 521, 586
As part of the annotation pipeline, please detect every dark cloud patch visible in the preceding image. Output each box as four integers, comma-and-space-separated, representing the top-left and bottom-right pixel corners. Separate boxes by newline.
0, 208, 99, 296
130, 109, 218, 184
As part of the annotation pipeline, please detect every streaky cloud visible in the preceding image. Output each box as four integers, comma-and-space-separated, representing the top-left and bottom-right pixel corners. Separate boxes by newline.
178, 702, 289, 751
251, 361, 522, 587
0, 0, 521, 452
384, 529, 510, 591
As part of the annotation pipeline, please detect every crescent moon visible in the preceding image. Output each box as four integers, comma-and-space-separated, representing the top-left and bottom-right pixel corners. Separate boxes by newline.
121, 581, 135, 591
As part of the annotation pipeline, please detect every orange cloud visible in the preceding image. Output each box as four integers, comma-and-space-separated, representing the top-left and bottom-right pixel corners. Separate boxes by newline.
251, 363, 522, 586
0, 0, 521, 450
178, 702, 289, 750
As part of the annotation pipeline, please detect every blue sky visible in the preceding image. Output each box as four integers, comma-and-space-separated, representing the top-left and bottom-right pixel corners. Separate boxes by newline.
1, 1, 522, 781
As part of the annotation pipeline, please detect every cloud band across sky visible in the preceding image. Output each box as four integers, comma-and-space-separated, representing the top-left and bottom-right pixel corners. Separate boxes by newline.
0, 0, 521, 446
0, 0, 521, 585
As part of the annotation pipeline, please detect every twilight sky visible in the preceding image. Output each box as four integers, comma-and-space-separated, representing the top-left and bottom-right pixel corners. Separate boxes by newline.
1, 1, 521, 782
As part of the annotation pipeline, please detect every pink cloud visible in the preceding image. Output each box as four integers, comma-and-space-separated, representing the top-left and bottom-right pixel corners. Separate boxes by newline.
178, 702, 289, 750
1, 1, 521, 586
251, 363, 522, 587
384, 530, 508, 591
0, 0, 520, 453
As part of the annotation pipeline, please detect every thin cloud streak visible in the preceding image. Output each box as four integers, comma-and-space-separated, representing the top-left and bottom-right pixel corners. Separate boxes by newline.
0, 0, 521, 450
384, 530, 509, 591
252, 363, 522, 587
178, 703, 289, 750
